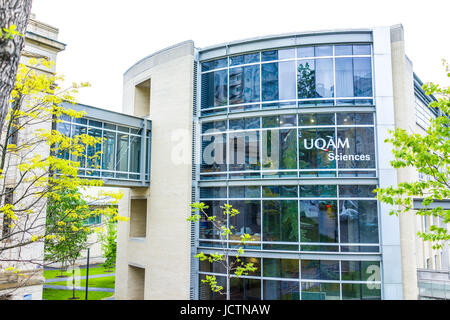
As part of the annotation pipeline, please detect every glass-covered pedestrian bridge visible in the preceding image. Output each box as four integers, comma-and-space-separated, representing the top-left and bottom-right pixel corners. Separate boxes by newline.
55, 102, 151, 187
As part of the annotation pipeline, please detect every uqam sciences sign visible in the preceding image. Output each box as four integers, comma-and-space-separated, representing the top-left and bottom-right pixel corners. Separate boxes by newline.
303, 136, 371, 161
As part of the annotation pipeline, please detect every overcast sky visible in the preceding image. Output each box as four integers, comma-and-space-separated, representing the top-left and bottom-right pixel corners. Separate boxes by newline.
31, 0, 449, 113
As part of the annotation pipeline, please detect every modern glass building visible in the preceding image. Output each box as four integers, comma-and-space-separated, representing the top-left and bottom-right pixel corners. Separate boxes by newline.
112, 25, 448, 300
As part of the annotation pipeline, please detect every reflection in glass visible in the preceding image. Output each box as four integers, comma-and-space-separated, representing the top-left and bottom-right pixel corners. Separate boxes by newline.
263, 200, 298, 243
102, 131, 116, 171
301, 260, 339, 280
336, 127, 375, 169
229, 65, 260, 104
301, 282, 340, 300
199, 201, 226, 240
342, 283, 381, 300
229, 200, 261, 243
262, 129, 297, 171
262, 61, 296, 101
263, 258, 299, 278
230, 278, 261, 300
201, 70, 228, 109
300, 200, 338, 243
339, 200, 378, 244
199, 274, 227, 300
264, 280, 300, 300
299, 128, 336, 170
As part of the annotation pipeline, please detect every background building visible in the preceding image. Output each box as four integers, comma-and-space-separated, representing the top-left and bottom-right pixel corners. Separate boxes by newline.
0, 13, 66, 300
114, 24, 449, 300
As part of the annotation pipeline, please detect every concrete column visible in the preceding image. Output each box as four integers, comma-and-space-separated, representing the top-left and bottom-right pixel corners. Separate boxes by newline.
372, 26, 403, 299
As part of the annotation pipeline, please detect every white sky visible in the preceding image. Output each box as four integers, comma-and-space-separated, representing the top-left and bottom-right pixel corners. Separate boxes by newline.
31, 0, 449, 113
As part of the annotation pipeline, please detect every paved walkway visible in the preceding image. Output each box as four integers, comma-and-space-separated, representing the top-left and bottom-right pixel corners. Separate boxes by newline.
44, 284, 114, 292
46, 273, 115, 283
45, 273, 115, 293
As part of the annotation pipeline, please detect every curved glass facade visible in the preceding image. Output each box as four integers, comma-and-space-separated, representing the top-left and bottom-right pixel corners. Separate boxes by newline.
197, 43, 381, 300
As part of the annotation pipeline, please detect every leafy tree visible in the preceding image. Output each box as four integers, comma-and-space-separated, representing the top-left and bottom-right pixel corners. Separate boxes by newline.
100, 216, 117, 272
0, 59, 125, 298
44, 188, 92, 276
0, 0, 32, 125
188, 202, 257, 300
376, 61, 450, 249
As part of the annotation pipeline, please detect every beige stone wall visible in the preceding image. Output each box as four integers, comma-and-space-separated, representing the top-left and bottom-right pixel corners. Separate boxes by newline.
115, 41, 194, 300
390, 25, 420, 299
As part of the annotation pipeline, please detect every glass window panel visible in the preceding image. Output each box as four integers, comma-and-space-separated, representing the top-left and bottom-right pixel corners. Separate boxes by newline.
315, 46, 333, 57
353, 57, 373, 97
262, 116, 279, 128
335, 45, 353, 56
201, 58, 227, 72
229, 65, 260, 104
229, 186, 260, 198
297, 46, 314, 58
264, 280, 300, 300
263, 200, 298, 243
336, 127, 375, 169
337, 112, 374, 125
116, 133, 129, 172
298, 113, 335, 126
279, 48, 295, 60
262, 50, 278, 62
229, 200, 261, 241
262, 129, 297, 170
199, 254, 227, 274
262, 61, 296, 102
102, 131, 116, 171
280, 185, 298, 197
229, 119, 244, 131
245, 117, 260, 129
315, 58, 334, 98
335, 58, 354, 97
104, 123, 115, 130
297, 59, 315, 99
361, 261, 381, 282
70, 125, 86, 166
73, 117, 87, 125
86, 128, 102, 170
300, 200, 338, 243
199, 274, 227, 300
230, 278, 261, 300
230, 53, 259, 66
130, 137, 141, 172
200, 201, 226, 240
353, 44, 371, 55
280, 114, 297, 127
199, 187, 227, 199
339, 200, 379, 244
263, 258, 299, 278
201, 133, 226, 173
339, 185, 377, 198
301, 260, 339, 281
202, 120, 227, 133
89, 120, 102, 128
342, 283, 381, 300
299, 185, 337, 198
301, 282, 340, 300
201, 69, 228, 109
299, 128, 336, 170
228, 131, 260, 171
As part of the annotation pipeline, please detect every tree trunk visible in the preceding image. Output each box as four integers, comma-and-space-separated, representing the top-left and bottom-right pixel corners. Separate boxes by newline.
0, 0, 32, 128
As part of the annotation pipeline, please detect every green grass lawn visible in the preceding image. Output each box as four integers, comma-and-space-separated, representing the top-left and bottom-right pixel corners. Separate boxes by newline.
49, 276, 115, 289
43, 288, 113, 300
44, 266, 115, 279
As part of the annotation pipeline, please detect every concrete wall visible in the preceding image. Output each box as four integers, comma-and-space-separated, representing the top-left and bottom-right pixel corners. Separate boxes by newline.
389, 24, 420, 299
115, 41, 194, 300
